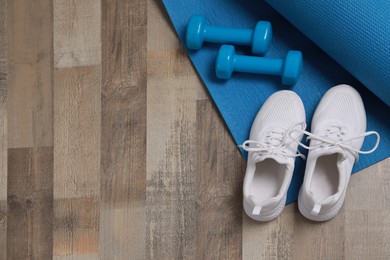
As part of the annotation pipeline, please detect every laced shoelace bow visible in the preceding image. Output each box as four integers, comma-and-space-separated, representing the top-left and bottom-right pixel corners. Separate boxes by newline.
240, 122, 307, 160
289, 125, 380, 160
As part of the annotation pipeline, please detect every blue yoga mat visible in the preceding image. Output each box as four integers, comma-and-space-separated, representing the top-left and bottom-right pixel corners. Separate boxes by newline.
267, 0, 390, 107
162, 0, 390, 204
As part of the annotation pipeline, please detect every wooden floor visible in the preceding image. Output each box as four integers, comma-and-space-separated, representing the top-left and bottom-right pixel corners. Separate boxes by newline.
0, 0, 389, 259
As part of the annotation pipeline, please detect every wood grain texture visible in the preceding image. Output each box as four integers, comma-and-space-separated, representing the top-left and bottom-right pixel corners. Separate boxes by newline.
146, 54, 198, 259
6, 0, 54, 259
1, 1, 389, 259
292, 208, 346, 260
344, 159, 390, 259
7, 147, 53, 259
7, 0, 54, 149
53, 66, 101, 199
54, 0, 101, 68
53, 197, 99, 258
100, 0, 147, 259
53, 66, 101, 258
146, 1, 198, 259
196, 99, 245, 260
53, 1, 101, 257
147, 0, 209, 101
147, 0, 180, 51
0, 0, 7, 258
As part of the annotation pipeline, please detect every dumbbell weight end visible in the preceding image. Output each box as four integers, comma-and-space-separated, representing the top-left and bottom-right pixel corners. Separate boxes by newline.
216, 45, 303, 86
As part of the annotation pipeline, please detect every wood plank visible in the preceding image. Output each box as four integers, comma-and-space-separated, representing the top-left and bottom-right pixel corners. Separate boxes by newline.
243, 205, 295, 260
6, 0, 54, 258
146, 71, 198, 259
53, 197, 99, 258
7, 147, 53, 259
146, 48, 209, 100
100, 0, 147, 258
292, 208, 346, 260
7, 0, 54, 148
53, 66, 101, 199
345, 158, 390, 211
54, 0, 101, 68
147, 0, 180, 51
195, 99, 245, 259
147, 0, 209, 101
345, 210, 390, 259
0, 0, 7, 258
53, 66, 101, 258
53, 0, 101, 257
344, 158, 390, 259
146, 2, 223, 257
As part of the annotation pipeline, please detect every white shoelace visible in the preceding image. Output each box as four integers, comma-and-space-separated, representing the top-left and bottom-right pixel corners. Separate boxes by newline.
240, 122, 380, 161
240, 122, 307, 160
289, 124, 380, 160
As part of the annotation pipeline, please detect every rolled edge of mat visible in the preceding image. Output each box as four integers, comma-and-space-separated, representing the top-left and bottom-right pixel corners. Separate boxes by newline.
267, 0, 390, 106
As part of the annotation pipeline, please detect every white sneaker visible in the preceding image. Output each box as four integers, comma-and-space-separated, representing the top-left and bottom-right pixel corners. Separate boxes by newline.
298, 84, 380, 221
241, 91, 306, 221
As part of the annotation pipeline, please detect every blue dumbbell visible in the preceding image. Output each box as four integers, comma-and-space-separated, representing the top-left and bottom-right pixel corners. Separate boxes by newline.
186, 15, 272, 56
216, 45, 303, 85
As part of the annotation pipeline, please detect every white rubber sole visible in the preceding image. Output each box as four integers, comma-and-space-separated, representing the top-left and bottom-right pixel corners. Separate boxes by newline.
298, 189, 346, 222
243, 195, 286, 222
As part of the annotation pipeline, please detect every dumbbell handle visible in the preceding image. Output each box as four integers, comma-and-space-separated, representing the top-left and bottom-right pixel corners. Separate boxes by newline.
204, 26, 254, 46
234, 56, 284, 75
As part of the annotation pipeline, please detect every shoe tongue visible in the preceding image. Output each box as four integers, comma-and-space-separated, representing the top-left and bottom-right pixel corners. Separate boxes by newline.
253, 154, 290, 165
311, 146, 347, 160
